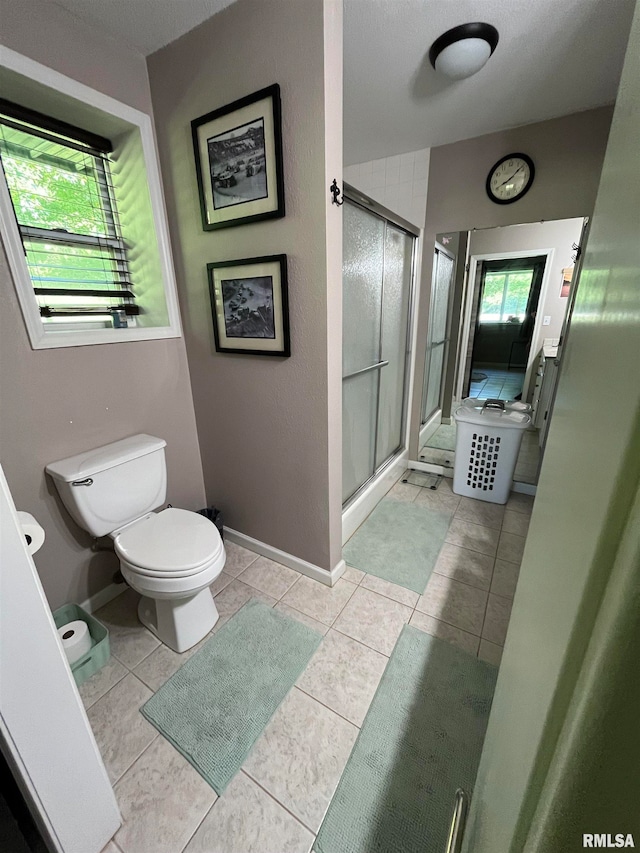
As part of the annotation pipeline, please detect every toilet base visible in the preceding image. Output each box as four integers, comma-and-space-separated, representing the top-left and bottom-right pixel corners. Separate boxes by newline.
138, 588, 219, 653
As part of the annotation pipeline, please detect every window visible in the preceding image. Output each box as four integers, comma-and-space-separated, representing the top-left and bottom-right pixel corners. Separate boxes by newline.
0, 47, 181, 350
479, 269, 534, 323
0, 100, 137, 329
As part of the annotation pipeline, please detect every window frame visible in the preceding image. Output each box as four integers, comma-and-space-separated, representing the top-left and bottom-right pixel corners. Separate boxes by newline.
0, 46, 182, 349
0, 108, 138, 327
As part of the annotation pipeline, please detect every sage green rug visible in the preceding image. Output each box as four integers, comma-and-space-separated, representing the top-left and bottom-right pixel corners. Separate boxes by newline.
343, 497, 451, 594
424, 422, 457, 452
315, 626, 497, 853
141, 599, 322, 794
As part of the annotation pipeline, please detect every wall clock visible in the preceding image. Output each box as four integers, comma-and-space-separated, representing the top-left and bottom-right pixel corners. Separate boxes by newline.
486, 153, 535, 204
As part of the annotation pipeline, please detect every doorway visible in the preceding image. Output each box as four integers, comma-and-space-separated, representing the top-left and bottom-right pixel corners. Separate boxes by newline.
467, 255, 547, 402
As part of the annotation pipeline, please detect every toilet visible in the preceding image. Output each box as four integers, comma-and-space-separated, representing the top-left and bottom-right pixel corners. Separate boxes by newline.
46, 434, 225, 653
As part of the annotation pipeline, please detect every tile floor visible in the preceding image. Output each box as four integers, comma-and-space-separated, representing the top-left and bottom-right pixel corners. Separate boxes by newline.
87, 482, 533, 853
468, 367, 525, 401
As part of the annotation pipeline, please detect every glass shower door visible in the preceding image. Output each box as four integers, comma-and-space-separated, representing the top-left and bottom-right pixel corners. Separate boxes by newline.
343, 199, 414, 504
422, 246, 455, 424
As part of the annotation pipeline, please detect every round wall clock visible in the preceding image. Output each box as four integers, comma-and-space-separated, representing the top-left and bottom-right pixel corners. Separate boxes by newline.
486, 153, 535, 204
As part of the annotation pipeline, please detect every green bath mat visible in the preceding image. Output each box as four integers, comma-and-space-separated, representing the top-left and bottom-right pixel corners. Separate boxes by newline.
141, 598, 322, 794
424, 423, 457, 452
315, 626, 497, 853
343, 497, 451, 593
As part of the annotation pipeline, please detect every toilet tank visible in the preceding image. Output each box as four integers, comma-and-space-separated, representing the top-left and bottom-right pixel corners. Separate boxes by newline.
46, 435, 167, 538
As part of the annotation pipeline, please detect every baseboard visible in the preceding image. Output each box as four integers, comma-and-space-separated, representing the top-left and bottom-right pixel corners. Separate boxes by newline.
342, 450, 407, 545
223, 527, 342, 587
80, 581, 126, 614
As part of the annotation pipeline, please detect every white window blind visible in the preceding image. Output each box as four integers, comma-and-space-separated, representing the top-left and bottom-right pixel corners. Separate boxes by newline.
0, 99, 137, 328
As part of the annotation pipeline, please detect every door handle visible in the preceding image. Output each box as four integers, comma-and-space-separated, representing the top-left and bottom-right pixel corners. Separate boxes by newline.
343, 360, 389, 380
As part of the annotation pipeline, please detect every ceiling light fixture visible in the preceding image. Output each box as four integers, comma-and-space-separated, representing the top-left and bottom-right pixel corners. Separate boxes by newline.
429, 22, 499, 80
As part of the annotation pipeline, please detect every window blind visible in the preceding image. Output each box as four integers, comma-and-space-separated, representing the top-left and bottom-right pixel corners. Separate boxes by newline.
0, 101, 137, 326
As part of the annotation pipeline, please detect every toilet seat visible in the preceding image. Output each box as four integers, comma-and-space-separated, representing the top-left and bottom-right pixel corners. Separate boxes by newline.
114, 507, 223, 578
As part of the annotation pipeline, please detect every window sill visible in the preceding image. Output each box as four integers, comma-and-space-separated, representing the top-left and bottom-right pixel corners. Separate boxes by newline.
30, 325, 182, 349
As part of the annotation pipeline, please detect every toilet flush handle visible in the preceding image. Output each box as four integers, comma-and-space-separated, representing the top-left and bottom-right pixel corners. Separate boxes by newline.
71, 478, 93, 486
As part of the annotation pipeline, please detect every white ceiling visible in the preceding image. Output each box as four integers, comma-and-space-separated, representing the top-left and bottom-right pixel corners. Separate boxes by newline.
343, 0, 635, 163
50, 0, 635, 164
53, 0, 237, 55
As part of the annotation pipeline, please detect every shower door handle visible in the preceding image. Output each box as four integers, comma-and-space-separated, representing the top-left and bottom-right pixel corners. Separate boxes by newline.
343, 360, 389, 380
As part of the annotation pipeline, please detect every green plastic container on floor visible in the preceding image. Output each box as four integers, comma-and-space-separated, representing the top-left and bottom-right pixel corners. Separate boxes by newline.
52, 603, 110, 687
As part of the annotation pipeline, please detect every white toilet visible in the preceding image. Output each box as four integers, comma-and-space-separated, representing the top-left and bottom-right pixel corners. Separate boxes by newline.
46, 434, 225, 653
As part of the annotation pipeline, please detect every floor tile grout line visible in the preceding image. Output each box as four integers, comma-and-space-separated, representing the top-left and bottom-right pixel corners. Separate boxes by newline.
241, 767, 319, 838
330, 625, 392, 659
176, 791, 220, 853
430, 565, 493, 594
411, 606, 485, 642
234, 570, 301, 603
294, 683, 363, 731
110, 731, 160, 791
87, 664, 150, 709
81, 666, 129, 712
351, 576, 419, 609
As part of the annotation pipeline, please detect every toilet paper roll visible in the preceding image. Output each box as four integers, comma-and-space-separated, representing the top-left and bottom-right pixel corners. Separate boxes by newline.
16, 511, 45, 555
58, 620, 92, 665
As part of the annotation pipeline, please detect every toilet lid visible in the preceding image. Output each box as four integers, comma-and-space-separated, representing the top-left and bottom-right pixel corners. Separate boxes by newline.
114, 508, 223, 574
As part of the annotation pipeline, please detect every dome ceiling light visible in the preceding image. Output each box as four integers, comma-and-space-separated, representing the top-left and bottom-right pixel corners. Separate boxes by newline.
429, 22, 499, 80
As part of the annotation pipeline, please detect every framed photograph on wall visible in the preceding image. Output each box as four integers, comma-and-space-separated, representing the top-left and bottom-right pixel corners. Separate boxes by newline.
207, 255, 290, 356
192, 84, 285, 230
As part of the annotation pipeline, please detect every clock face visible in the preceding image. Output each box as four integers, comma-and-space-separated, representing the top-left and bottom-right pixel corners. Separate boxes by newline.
486, 154, 535, 204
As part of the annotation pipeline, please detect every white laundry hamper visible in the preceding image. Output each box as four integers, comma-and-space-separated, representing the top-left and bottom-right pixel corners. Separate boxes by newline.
453, 400, 532, 504
462, 396, 531, 413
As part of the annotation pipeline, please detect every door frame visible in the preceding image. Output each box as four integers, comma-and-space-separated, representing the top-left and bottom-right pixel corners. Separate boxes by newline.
456, 248, 554, 403
420, 241, 457, 432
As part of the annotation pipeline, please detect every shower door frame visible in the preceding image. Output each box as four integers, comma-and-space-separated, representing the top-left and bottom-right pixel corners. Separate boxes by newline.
342, 183, 420, 512
420, 241, 457, 437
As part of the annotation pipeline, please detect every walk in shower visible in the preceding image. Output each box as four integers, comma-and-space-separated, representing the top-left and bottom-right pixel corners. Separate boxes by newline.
342, 186, 418, 505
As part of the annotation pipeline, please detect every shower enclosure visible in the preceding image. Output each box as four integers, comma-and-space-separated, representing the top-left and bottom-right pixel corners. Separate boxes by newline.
342, 186, 418, 505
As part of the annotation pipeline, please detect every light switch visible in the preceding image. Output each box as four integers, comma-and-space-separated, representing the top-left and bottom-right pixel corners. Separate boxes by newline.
543, 316, 551, 326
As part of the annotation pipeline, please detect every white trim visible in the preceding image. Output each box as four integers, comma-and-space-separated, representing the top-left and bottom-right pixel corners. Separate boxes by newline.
419, 407, 441, 449
80, 581, 127, 615
223, 528, 344, 587
457, 249, 554, 401
0, 45, 182, 349
342, 450, 407, 544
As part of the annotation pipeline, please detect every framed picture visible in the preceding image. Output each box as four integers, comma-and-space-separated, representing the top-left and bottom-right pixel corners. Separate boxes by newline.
207, 255, 290, 357
192, 84, 285, 231
560, 265, 573, 298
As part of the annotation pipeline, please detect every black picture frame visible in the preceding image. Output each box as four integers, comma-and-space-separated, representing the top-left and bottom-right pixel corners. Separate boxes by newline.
192, 84, 285, 230
207, 255, 290, 357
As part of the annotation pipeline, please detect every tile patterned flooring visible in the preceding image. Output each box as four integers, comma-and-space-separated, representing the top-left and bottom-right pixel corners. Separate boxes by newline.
88, 483, 533, 853
468, 367, 526, 401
